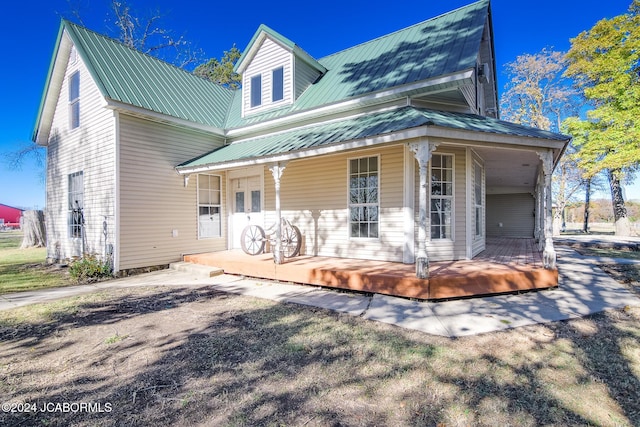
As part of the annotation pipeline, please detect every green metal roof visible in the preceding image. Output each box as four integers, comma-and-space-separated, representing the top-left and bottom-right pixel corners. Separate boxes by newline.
224, 0, 490, 128
35, 1, 491, 136
63, 20, 235, 128
178, 106, 570, 171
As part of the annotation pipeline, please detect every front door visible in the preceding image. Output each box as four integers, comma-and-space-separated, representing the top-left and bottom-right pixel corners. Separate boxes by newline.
231, 175, 263, 249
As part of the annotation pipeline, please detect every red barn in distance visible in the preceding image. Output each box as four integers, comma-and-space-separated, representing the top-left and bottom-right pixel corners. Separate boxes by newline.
0, 203, 24, 229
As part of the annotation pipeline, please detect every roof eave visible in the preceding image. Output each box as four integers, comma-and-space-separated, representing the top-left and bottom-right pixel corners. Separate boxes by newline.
32, 22, 67, 144
105, 98, 226, 136
176, 126, 430, 175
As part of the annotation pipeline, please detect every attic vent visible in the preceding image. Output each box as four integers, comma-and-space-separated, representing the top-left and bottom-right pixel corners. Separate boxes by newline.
70, 45, 78, 65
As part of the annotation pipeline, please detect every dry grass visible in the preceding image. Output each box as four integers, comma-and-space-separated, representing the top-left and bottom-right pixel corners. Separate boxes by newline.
1, 285, 639, 426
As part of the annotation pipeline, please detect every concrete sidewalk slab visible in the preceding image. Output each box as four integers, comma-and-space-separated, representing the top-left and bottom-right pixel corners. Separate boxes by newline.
284, 288, 371, 316
363, 295, 448, 336
427, 293, 563, 337
210, 278, 318, 301
0, 284, 102, 310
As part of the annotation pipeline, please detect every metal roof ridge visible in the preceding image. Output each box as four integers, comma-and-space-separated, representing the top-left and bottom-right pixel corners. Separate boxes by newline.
317, 0, 489, 62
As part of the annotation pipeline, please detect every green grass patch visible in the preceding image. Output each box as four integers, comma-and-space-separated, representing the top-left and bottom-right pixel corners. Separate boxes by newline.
104, 333, 129, 345
0, 231, 73, 294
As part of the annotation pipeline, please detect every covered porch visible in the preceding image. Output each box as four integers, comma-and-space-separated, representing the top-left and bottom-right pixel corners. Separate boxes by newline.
184, 237, 558, 300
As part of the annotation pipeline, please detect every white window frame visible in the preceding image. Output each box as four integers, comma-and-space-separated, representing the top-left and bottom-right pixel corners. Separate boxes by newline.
473, 160, 484, 239
197, 174, 222, 239
68, 171, 84, 239
69, 71, 80, 129
348, 155, 380, 240
430, 153, 454, 240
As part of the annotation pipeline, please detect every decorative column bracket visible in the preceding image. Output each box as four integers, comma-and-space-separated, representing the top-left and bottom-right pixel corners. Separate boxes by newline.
408, 140, 439, 278
269, 162, 288, 265
537, 149, 556, 270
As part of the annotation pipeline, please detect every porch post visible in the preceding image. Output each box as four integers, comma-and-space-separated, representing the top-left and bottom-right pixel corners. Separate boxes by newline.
534, 177, 542, 247
269, 162, 287, 265
537, 150, 556, 269
408, 139, 439, 278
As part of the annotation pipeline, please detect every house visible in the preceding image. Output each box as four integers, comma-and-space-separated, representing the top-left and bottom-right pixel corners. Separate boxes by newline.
33, 0, 569, 296
0, 204, 24, 229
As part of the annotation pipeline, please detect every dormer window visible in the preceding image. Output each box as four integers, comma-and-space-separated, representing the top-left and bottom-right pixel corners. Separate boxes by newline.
272, 67, 284, 102
236, 26, 327, 117
250, 75, 262, 108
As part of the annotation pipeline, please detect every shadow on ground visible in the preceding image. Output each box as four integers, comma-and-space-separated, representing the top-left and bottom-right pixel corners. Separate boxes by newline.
1, 285, 639, 426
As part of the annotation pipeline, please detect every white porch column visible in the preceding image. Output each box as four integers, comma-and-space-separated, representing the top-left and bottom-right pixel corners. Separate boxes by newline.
537, 150, 556, 269
408, 139, 439, 278
534, 177, 542, 247
269, 162, 287, 265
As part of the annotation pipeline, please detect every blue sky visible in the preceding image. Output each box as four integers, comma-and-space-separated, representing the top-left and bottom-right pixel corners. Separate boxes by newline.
1, 0, 636, 209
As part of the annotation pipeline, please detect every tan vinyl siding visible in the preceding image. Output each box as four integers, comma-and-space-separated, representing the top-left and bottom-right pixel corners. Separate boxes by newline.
45, 47, 116, 262
294, 56, 323, 99
414, 146, 467, 261
243, 37, 292, 115
486, 193, 535, 238
118, 115, 226, 270
263, 145, 405, 262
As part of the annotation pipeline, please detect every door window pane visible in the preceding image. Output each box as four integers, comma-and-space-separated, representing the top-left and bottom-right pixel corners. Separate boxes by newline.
235, 192, 245, 213
251, 190, 261, 213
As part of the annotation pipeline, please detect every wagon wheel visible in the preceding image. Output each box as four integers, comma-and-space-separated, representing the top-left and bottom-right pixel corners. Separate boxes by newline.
281, 225, 302, 258
241, 225, 266, 255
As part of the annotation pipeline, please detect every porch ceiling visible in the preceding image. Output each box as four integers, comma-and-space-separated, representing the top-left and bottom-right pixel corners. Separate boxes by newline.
475, 147, 541, 193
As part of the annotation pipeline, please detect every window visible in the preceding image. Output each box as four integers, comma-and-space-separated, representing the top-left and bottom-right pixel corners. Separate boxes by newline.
272, 67, 284, 102
474, 161, 483, 238
430, 154, 453, 239
250, 74, 262, 107
198, 174, 222, 238
69, 71, 80, 129
349, 156, 379, 238
68, 171, 84, 239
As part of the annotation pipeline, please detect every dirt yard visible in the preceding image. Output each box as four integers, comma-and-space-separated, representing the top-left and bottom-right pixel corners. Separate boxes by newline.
1, 283, 640, 426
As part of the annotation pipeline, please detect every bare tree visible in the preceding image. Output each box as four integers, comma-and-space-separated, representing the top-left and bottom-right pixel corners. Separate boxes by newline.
67, 0, 204, 68
501, 48, 578, 132
500, 48, 584, 235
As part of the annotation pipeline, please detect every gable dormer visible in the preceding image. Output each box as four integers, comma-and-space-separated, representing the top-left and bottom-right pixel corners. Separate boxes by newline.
235, 25, 326, 117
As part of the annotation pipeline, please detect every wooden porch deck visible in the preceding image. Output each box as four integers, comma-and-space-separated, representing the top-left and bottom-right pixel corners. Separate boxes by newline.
184, 237, 558, 300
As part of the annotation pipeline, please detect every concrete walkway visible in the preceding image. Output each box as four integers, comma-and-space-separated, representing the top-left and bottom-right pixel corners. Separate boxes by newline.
1, 247, 639, 337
